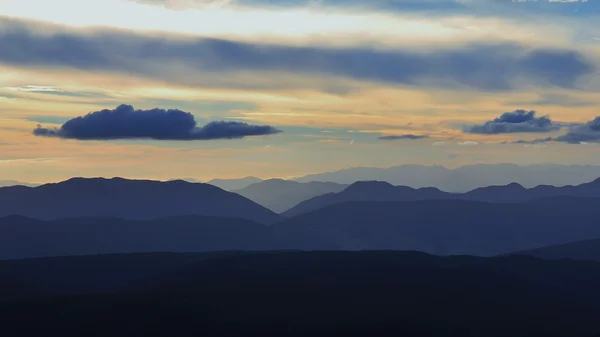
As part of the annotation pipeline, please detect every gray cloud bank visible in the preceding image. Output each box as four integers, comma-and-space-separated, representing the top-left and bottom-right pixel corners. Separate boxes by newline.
33, 104, 281, 140
465, 110, 561, 134
0, 18, 594, 91
507, 116, 600, 144
553, 117, 600, 144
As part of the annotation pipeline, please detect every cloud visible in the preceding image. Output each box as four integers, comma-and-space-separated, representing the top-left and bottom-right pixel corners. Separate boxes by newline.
0, 18, 594, 92
379, 134, 429, 140
33, 104, 281, 140
553, 117, 600, 144
457, 141, 479, 146
510, 138, 553, 144
26, 116, 73, 125
132, 0, 600, 17
5, 85, 60, 92
509, 116, 600, 144
506, 93, 597, 107
465, 110, 561, 134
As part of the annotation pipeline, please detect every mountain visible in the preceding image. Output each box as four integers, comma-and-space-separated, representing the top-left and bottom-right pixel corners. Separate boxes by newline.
207, 176, 263, 191
0, 215, 317, 260
284, 181, 450, 216
295, 164, 600, 192
276, 200, 600, 256
513, 238, 600, 262
0, 178, 280, 224
0, 180, 37, 188
233, 179, 347, 213
2, 251, 600, 337
285, 177, 600, 216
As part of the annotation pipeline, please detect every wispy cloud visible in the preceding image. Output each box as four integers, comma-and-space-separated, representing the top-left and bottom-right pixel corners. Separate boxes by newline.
457, 141, 479, 146
379, 134, 429, 140
5, 85, 60, 92
0, 19, 594, 92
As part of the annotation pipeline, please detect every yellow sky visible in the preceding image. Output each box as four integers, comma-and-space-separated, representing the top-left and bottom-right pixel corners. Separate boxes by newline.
1, 0, 600, 182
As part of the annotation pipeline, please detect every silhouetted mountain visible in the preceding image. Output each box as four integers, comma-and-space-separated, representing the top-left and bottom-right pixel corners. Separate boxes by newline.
513, 238, 600, 262
284, 181, 450, 216
0, 180, 37, 188
0, 215, 317, 260
295, 164, 600, 192
0, 178, 280, 224
2, 251, 600, 337
234, 179, 347, 212
460, 177, 600, 202
276, 200, 600, 256
285, 178, 600, 216
208, 176, 263, 191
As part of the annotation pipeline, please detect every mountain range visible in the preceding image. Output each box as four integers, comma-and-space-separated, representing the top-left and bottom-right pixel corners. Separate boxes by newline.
2, 176, 600, 259
284, 177, 600, 216
294, 164, 600, 192
3, 199, 600, 259
0, 178, 280, 224
177, 164, 600, 194
0, 180, 38, 188
207, 176, 263, 191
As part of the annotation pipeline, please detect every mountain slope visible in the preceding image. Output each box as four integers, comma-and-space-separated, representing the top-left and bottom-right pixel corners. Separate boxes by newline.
208, 176, 263, 191
276, 200, 600, 256
0, 177, 280, 224
285, 178, 600, 216
234, 179, 347, 213
0, 215, 318, 260
513, 238, 600, 262
283, 181, 450, 216
460, 178, 600, 202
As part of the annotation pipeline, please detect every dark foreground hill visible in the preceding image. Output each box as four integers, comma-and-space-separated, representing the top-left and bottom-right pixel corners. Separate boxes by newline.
513, 238, 600, 262
0, 177, 280, 224
1, 251, 600, 337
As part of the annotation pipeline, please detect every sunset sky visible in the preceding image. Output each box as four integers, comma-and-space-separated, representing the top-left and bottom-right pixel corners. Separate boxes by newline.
1, 0, 600, 183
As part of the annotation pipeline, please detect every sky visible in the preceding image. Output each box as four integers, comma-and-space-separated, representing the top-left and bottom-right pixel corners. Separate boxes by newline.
1, 0, 600, 183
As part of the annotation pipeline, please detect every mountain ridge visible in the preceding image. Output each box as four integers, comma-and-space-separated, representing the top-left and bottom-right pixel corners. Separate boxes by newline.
0, 177, 280, 224
284, 177, 600, 216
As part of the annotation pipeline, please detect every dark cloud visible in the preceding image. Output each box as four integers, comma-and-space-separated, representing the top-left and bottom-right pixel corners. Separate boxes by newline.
33, 104, 281, 140
0, 18, 594, 92
465, 110, 561, 134
508, 116, 600, 144
553, 117, 600, 144
379, 134, 429, 140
